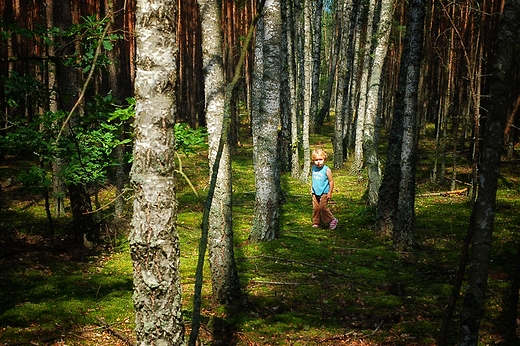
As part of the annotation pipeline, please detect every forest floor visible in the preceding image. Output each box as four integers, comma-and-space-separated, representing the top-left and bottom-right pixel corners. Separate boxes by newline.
1, 124, 519, 345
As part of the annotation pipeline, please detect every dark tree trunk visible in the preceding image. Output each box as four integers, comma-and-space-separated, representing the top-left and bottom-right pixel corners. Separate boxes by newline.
68, 183, 98, 244
392, 0, 424, 251
107, 0, 133, 218
279, 0, 292, 173
376, 0, 424, 246
54, 0, 99, 245
503, 242, 520, 343
458, 0, 520, 343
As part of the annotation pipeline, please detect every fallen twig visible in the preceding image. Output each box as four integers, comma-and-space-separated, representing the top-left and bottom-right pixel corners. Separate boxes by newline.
250, 280, 302, 286
95, 316, 134, 346
416, 188, 468, 197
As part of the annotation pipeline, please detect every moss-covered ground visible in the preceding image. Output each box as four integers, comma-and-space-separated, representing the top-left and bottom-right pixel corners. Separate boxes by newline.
0, 122, 519, 345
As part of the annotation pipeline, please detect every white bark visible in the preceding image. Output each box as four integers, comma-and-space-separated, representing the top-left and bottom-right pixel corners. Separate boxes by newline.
363, 0, 395, 205
198, 0, 240, 305
352, 2, 373, 172
299, 0, 312, 183
250, 0, 282, 242
333, 0, 356, 168
288, 0, 301, 179
130, 1, 184, 344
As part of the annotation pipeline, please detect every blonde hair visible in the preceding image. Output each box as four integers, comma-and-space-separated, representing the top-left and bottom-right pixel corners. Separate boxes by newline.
311, 148, 328, 161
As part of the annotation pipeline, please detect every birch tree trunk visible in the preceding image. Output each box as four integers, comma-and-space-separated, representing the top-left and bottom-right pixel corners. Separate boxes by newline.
299, 0, 312, 183
458, 0, 520, 343
288, 0, 301, 179
333, 0, 348, 169
352, 0, 373, 172
250, 0, 282, 242
198, 0, 241, 306
362, 0, 395, 205
130, 1, 184, 344
392, 0, 424, 251
309, 0, 323, 132
279, 0, 292, 173
376, 0, 424, 246
334, 0, 360, 169
318, 0, 341, 131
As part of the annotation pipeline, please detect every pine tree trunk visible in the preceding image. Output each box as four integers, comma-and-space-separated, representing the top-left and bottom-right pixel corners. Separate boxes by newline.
44, 0, 66, 218
54, 0, 98, 243
130, 1, 185, 344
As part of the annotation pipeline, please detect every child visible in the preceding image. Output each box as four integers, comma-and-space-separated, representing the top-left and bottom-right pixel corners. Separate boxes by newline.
311, 148, 338, 230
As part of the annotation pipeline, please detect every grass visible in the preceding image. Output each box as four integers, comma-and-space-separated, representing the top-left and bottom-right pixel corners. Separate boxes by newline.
0, 122, 519, 345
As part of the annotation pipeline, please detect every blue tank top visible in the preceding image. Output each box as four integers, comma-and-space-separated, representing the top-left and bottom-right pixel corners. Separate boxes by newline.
312, 165, 330, 196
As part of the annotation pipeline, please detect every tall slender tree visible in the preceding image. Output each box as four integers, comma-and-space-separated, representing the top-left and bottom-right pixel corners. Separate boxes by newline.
250, 0, 282, 242
130, 0, 184, 344
299, 0, 313, 183
376, 0, 425, 251
351, 0, 373, 172
362, 0, 395, 205
309, 0, 323, 132
290, 0, 302, 179
279, 0, 293, 173
198, 0, 241, 306
54, 0, 99, 245
458, 0, 520, 343
334, 0, 359, 169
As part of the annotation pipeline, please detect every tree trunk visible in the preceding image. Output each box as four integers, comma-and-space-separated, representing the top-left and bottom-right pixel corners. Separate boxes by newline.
130, 0, 185, 344
362, 0, 395, 206
458, 1, 520, 343
334, 0, 359, 169
44, 0, 67, 218
198, 0, 241, 307
107, 0, 133, 218
352, 0, 373, 173
68, 183, 98, 245
503, 242, 520, 343
279, 0, 292, 173
54, 0, 98, 243
318, 0, 341, 131
377, 0, 424, 244
250, 0, 282, 242
309, 0, 323, 132
288, 0, 301, 179
392, 0, 424, 251
299, 0, 312, 183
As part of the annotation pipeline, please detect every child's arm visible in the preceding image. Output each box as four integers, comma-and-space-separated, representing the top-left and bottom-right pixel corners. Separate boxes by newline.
326, 168, 334, 198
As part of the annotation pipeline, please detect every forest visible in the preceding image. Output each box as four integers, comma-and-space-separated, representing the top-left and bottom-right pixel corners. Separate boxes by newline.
0, 0, 519, 345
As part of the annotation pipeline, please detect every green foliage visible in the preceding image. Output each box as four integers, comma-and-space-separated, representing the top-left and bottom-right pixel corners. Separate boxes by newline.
62, 15, 122, 72
0, 96, 134, 188
174, 123, 208, 155
16, 166, 51, 193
